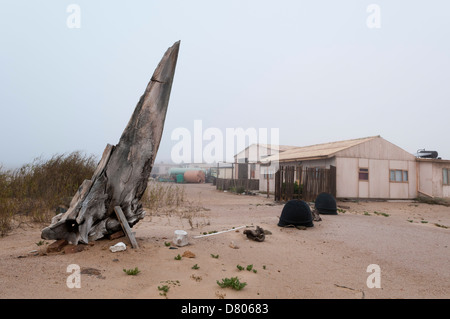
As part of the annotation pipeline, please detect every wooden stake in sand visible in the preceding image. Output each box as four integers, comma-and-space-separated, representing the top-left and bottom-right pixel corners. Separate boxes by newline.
114, 206, 139, 249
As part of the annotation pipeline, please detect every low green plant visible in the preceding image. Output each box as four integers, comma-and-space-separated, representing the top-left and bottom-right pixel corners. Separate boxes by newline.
229, 186, 245, 194
202, 230, 218, 235
246, 264, 253, 271
236, 265, 244, 271
191, 264, 199, 270
164, 241, 171, 247
373, 211, 389, 217
158, 285, 169, 296
216, 277, 247, 290
210, 254, 219, 259
174, 254, 182, 260
123, 267, 140, 276
236, 186, 245, 194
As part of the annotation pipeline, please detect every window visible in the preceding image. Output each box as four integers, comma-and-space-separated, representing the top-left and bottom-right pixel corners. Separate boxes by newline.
390, 169, 408, 182
444, 168, 450, 185
262, 168, 274, 179
262, 173, 274, 179
359, 168, 369, 181
250, 164, 256, 179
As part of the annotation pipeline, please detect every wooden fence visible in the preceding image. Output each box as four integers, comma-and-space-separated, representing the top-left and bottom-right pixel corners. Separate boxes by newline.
215, 178, 259, 192
275, 165, 336, 202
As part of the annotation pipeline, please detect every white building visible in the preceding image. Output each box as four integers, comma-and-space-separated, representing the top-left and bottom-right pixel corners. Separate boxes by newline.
261, 135, 450, 200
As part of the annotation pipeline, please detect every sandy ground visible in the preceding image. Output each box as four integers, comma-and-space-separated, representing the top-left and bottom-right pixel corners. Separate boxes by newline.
0, 183, 449, 299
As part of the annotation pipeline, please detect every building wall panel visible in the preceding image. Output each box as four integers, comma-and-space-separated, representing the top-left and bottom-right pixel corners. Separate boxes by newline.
369, 159, 389, 198
336, 157, 358, 198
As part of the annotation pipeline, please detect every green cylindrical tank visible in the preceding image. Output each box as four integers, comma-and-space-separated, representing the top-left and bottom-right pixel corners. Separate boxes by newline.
176, 174, 185, 183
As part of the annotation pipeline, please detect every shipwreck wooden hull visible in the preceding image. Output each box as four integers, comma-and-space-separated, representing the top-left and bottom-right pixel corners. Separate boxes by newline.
41, 41, 180, 244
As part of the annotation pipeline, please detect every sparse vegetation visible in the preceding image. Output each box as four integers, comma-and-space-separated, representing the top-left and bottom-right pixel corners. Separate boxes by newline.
0, 152, 96, 236
210, 254, 219, 259
217, 277, 247, 290
202, 230, 218, 235
0, 156, 211, 237
123, 267, 141, 276
158, 285, 169, 297
373, 211, 390, 217
142, 181, 186, 212
174, 254, 182, 260
158, 280, 180, 297
416, 196, 450, 207
191, 264, 199, 270
363, 210, 389, 217
190, 274, 202, 282
141, 181, 210, 229
35, 240, 45, 246
228, 186, 246, 194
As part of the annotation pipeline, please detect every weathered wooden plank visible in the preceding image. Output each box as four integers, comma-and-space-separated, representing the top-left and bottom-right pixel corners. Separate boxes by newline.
41, 41, 180, 244
114, 206, 139, 249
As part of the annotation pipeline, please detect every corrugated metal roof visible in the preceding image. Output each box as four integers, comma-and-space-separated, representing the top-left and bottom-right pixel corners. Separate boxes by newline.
262, 136, 381, 163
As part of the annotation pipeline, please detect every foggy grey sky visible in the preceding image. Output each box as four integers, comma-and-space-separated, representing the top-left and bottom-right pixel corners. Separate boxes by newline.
1, 1, 449, 168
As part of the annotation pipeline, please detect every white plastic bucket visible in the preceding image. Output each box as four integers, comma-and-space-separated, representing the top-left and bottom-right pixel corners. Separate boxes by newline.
173, 230, 188, 247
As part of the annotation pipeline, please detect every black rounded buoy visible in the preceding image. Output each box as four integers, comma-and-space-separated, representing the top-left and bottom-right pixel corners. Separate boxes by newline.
278, 200, 314, 227
314, 192, 337, 215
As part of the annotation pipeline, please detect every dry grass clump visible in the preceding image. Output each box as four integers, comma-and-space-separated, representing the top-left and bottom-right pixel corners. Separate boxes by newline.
141, 181, 210, 229
0, 152, 97, 236
141, 181, 187, 212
